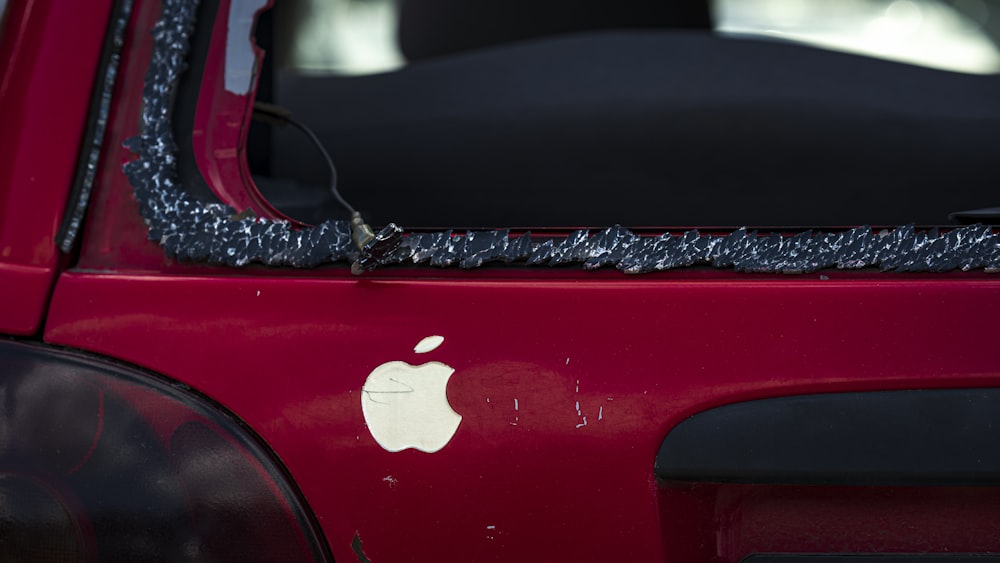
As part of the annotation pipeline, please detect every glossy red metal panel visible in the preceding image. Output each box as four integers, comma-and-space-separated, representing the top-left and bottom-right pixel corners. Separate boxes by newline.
0, 0, 111, 334
45, 272, 1000, 561
191, 0, 291, 221
50, 1, 1000, 559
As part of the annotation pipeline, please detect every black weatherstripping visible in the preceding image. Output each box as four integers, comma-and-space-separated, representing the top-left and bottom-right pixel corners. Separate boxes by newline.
124, 0, 1000, 274
656, 389, 1000, 486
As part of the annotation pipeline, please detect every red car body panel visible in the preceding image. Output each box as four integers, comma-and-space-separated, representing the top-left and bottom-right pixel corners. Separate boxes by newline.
192, 0, 293, 221
2, 0, 999, 560
44, 271, 1000, 561
0, 0, 112, 334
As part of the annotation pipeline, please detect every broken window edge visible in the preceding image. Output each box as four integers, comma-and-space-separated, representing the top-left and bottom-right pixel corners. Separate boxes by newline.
122, 0, 1000, 274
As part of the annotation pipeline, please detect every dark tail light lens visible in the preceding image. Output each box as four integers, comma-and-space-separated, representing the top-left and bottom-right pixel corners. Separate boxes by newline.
0, 340, 330, 563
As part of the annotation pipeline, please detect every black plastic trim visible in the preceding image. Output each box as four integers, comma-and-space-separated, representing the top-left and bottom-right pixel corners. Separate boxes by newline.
58, 0, 133, 253
656, 389, 1000, 486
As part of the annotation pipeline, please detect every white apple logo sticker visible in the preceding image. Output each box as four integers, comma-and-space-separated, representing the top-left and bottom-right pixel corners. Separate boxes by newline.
361, 336, 462, 453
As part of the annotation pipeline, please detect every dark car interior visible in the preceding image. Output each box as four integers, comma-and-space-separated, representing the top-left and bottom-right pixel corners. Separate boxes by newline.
248, 0, 1000, 229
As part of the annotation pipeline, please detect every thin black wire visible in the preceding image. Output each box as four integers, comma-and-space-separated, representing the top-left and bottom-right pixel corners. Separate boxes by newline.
284, 115, 356, 216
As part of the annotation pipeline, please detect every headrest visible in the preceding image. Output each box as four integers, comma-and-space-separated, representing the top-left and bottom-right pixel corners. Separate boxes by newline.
397, 0, 712, 61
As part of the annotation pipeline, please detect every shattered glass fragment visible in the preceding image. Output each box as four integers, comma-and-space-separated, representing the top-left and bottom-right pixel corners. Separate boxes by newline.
123, 0, 1000, 276
549, 230, 590, 266
353, 224, 405, 273
527, 240, 554, 265
410, 231, 451, 264
461, 229, 509, 269
502, 232, 533, 262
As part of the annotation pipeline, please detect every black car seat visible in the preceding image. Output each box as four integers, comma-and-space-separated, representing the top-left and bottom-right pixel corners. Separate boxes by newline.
262, 1, 1000, 228
397, 0, 712, 61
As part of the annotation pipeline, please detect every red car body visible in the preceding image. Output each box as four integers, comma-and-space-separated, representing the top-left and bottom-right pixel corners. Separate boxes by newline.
2, 1, 1000, 561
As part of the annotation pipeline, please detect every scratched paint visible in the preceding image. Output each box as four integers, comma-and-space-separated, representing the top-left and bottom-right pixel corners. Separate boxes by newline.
574, 379, 588, 428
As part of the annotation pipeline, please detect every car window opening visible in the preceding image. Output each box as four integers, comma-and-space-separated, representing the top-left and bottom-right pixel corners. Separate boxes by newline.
126, 0, 1000, 274
247, 0, 1000, 231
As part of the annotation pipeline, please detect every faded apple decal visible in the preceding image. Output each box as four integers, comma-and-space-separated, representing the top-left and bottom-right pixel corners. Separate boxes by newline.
361, 336, 462, 453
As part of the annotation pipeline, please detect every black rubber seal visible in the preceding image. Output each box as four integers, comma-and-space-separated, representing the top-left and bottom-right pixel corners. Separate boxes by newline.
657, 389, 1000, 486
58, 0, 132, 253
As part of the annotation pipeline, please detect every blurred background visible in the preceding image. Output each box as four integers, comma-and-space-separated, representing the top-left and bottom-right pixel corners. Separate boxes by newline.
274, 0, 1000, 75
253, 0, 1000, 229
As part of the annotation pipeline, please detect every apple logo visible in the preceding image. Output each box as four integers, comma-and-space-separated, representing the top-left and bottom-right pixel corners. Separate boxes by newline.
361, 335, 462, 453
